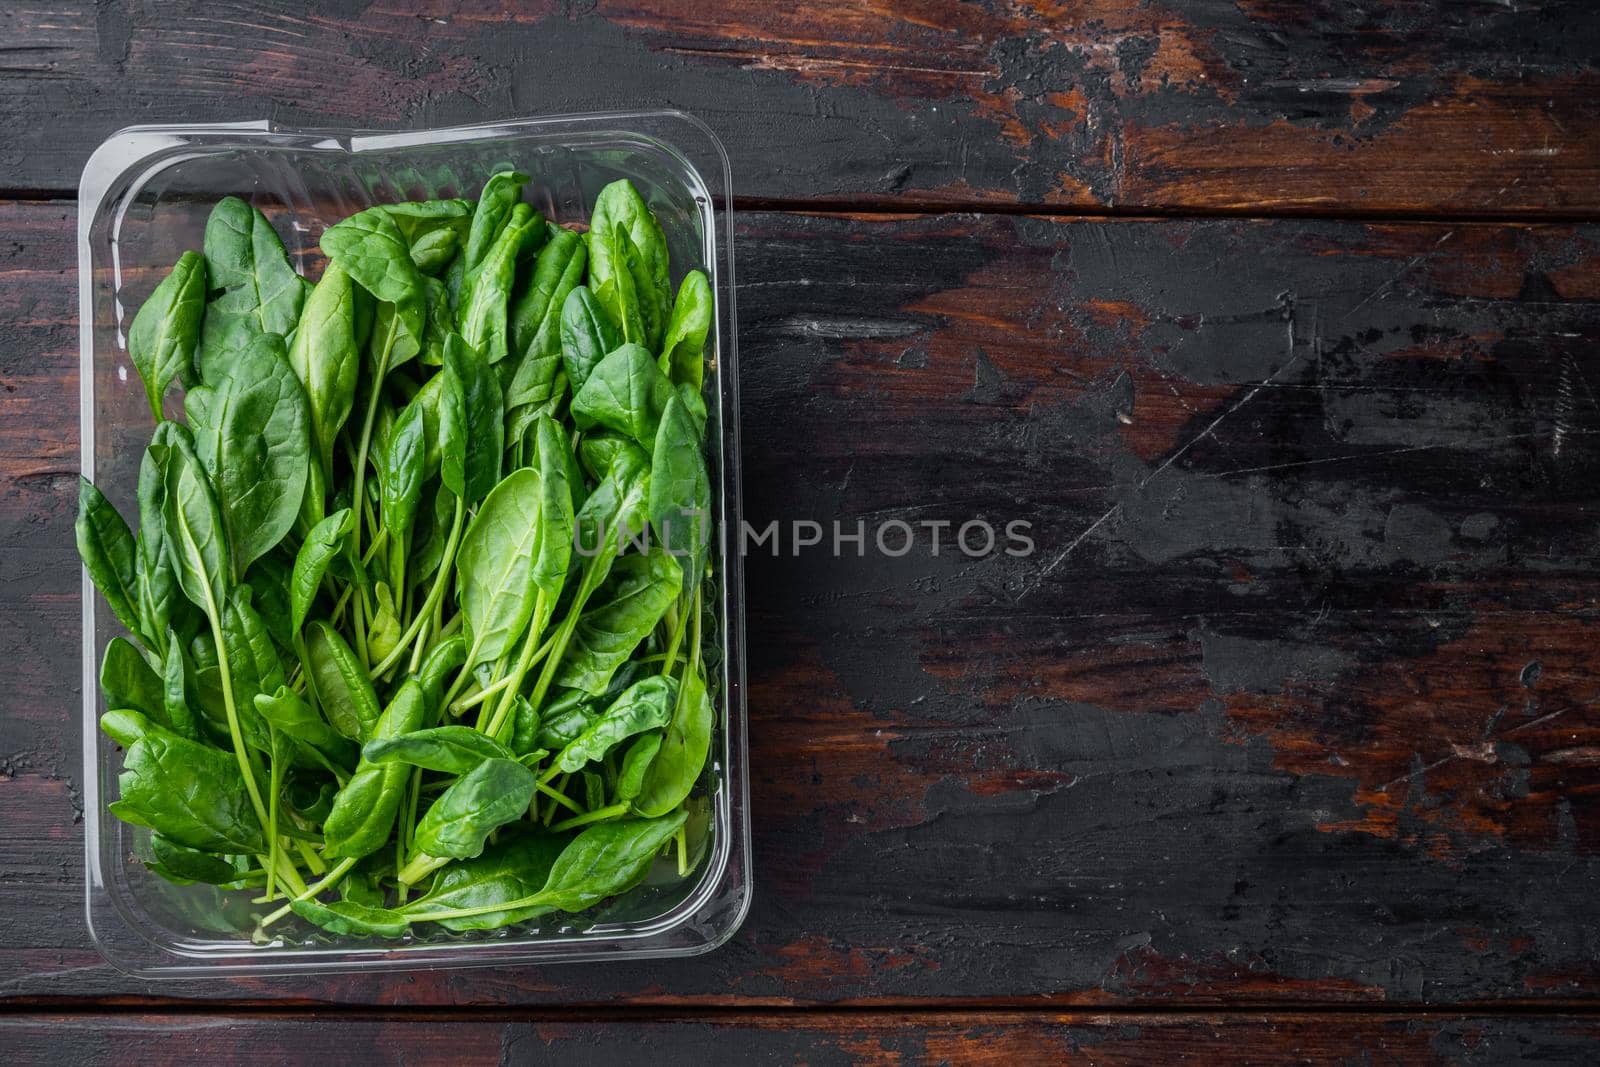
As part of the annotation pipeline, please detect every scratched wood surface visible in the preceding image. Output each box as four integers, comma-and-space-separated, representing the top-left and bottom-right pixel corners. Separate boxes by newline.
0, 1, 1597, 214
5, 200, 1600, 1008
4, 1012, 1600, 1064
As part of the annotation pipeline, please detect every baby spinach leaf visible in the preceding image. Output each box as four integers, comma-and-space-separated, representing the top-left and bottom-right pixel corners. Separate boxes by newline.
286, 263, 359, 479
579, 433, 648, 485
463, 170, 530, 270
648, 394, 713, 593
509, 695, 541, 758
634, 663, 715, 818
110, 728, 267, 855
535, 811, 686, 913
592, 224, 648, 347
160, 634, 201, 741
100, 636, 162, 717
149, 834, 249, 886
291, 898, 411, 938
76, 477, 143, 642
554, 674, 677, 772
558, 286, 623, 394
186, 332, 311, 578
614, 730, 664, 803
570, 343, 675, 447
400, 832, 569, 931
418, 633, 467, 715
554, 550, 681, 696
383, 198, 474, 244
457, 202, 541, 364
127, 250, 206, 419
100, 707, 153, 747
322, 678, 428, 859
255, 684, 354, 765
320, 205, 425, 308
442, 334, 503, 504
588, 179, 671, 348
289, 508, 353, 635
363, 725, 513, 775
378, 394, 428, 588
303, 620, 381, 741
412, 757, 537, 860
505, 227, 587, 409
159, 425, 231, 621
658, 269, 712, 390
199, 197, 306, 370
455, 467, 548, 669
408, 227, 459, 276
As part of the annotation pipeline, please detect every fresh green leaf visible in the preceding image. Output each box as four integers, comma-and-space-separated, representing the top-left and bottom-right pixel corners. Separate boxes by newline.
286, 263, 359, 479
634, 664, 715, 818
442, 334, 503, 503
76, 477, 143, 642
558, 286, 623, 394
109, 728, 267, 854
570, 343, 674, 447
554, 551, 681, 696
291, 898, 411, 938
363, 725, 512, 774
303, 620, 381, 741
658, 269, 712, 389
411, 757, 537, 860
535, 811, 686, 913
554, 675, 677, 772
127, 251, 206, 419
289, 508, 353, 635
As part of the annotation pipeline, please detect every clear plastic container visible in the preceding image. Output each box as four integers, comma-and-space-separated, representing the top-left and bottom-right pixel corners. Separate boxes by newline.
77, 112, 749, 976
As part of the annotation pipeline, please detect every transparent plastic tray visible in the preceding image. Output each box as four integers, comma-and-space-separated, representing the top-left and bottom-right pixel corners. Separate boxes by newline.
77, 111, 749, 976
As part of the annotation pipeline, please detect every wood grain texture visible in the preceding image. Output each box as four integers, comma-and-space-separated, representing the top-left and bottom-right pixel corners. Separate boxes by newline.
1, 2, 1598, 214
4, 201, 1600, 1005
2, 1012, 1599, 1065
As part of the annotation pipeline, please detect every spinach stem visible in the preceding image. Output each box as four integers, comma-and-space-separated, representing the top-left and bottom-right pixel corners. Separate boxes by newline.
204, 612, 273, 853
482, 591, 549, 740
349, 315, 399, 561
255, 856, 358, 932
549, 802, 628, 833
373, 496, 464, 679
535, 778, 585, 816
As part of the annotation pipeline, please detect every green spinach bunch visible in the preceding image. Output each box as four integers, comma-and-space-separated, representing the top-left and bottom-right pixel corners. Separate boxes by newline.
80, 173, 719, 940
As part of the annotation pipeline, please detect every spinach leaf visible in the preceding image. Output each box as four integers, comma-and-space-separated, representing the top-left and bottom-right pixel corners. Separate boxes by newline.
648, 393, 713, 593
455, 467, 550, 669
505, 226, 587, 409
558, 286, 623, 394
411, 757, 537, 860
579, 433, 648, 485
109, 728, 267, 855
408, 228, 459, 276
159, 634, 201, 740
100, 636, 162, 717
291, 898, 411, 938
186, 332, 311, 578
457, 202, 541, 364
569, 343, 674, 447
442, 334, 503, 504
535, 811, 686, 913
588, 179, 671, 349
554, 550, 681, 695
463, 170, 530, 270
417, 634, 467, 713
127, 251, 206, 419
286, 263, 359, 480
614, 730, 664, 804
320, 205, 425, 307
400, 832, 569, 931
634, 664, 715, 817
658, 269, 712, 390
254, 684, 355, 766
303, 620, 381, 741
76, 477, 143, 643
382, 198, 474, 244
199, 197, 305, 373
378, 393, 428, 592
289, 508, 353, 635
554, 675, 677, 773
159, 424, 231, 621
322, 678, 428, 859
363, 725, 513, 775
149, 834, 249, 886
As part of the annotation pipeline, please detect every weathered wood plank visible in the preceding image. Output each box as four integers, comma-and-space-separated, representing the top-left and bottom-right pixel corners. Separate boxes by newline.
1, 2, 1597, 214
3, 202, 1600, 1004
3, 1012, 1600, 1064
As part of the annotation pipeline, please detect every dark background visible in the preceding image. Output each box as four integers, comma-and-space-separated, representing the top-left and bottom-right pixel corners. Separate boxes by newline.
3, 2, 1600, 1061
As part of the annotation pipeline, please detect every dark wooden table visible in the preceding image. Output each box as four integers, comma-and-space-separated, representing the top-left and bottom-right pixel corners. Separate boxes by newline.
4, 3, 1600, 1062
